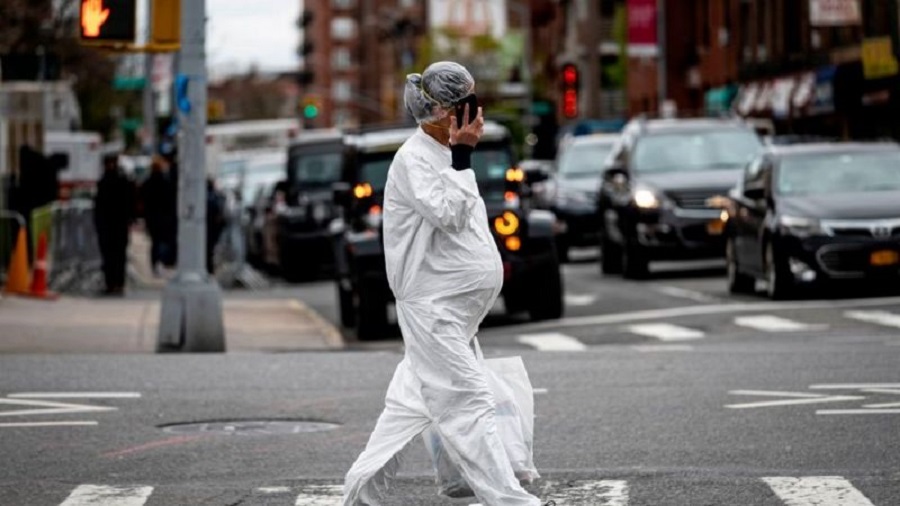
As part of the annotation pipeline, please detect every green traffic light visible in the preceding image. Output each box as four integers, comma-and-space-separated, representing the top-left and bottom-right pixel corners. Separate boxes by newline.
303, 104, 319, 119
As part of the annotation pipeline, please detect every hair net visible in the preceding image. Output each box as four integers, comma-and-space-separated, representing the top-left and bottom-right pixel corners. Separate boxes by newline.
404, 61, 475, 124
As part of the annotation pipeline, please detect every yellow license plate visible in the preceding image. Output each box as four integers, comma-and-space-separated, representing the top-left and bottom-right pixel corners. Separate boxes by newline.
871, 250, 900, 266
707, 219, 726, 236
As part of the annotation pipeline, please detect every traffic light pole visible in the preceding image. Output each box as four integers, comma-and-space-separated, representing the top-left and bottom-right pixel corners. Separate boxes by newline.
157, 0, 225, 352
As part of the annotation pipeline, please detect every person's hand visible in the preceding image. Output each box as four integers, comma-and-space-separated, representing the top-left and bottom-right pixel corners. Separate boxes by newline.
449, 105, 484, 147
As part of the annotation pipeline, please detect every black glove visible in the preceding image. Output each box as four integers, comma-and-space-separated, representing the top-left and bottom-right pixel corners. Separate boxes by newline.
450, 144, 474, 171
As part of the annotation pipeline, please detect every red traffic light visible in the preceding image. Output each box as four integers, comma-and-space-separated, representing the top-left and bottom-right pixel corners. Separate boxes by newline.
562, 64, 578, 86
563, 89, 578, 118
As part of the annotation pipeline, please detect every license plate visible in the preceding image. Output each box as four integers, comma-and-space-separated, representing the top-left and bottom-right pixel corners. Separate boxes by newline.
870, 250, 899, 266
707, 219, 725, 236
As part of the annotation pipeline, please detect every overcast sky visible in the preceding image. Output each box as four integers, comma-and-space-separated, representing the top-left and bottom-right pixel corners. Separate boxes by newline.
206, 0, 300, 75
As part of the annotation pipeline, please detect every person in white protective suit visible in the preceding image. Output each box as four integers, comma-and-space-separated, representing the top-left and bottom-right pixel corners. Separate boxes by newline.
342, 62, 546, 506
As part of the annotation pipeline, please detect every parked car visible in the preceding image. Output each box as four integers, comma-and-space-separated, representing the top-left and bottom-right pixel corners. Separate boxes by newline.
333, 123, 563, 340
724, 142, 900, 299
240, 153, 288, 270
551, 133, 618, 261
275, 130, 345, 281
598, 117, 763, 278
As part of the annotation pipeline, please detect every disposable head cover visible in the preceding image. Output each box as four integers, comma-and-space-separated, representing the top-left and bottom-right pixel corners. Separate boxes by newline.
404, 61, 475, 124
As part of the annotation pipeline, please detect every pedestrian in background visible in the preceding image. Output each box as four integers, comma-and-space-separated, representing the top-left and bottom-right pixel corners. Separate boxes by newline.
140, 156, 178, 276
205, 178, 225, 275
94, 154, 135, 295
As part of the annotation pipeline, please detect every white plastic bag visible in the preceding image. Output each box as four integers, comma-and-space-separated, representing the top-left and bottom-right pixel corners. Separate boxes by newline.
423, 337, 540, 497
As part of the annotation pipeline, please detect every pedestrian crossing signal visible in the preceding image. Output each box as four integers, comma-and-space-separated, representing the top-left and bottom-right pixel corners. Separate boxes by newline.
80, 0, 137, 43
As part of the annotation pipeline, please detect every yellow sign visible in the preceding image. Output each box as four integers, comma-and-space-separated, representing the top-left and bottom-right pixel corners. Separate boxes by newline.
862, 37, 899, 80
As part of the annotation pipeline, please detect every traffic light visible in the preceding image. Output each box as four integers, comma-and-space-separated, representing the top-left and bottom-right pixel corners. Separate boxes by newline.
151, 0, 181, 46
561, 63, 579, 119
79, 0, 137, 43
302, 97, 320, 119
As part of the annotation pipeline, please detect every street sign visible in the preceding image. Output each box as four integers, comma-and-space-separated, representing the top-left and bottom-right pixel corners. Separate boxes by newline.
80, 0, 137, 43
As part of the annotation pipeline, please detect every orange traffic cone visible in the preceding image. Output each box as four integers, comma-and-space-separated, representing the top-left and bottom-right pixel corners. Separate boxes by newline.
28, 233, 57, 300
4, 228, 31, 295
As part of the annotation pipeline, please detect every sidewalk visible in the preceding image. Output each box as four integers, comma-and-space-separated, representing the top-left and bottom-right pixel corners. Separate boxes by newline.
0, 294, 344, 353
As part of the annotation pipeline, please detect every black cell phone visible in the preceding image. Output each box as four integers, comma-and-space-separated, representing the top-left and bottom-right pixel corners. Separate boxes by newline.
454, 94, 479, 129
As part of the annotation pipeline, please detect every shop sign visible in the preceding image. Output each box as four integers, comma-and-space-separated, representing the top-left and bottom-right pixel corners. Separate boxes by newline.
627, 0, 658, 57
862, 37, 899, 80
810, 66, 837, 115
809, 0, 861, 27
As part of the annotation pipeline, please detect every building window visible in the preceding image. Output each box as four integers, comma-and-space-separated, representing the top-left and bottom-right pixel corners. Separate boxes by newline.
332, 18, 357, 40
332, 48, 352, 69
333, 80, 352, 103
332, 0, 354, 9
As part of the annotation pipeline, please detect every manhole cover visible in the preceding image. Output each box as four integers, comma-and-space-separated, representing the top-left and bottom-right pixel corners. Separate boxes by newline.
160, 420, 340, 435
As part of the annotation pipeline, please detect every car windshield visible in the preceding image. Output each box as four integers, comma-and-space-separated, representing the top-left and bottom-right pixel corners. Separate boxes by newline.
290, 152, 343, 186
558, 142, 613, 177
634, 130, 761, 173
777, 151, 900, 195
359, 146, 512, 192
241, 165, 283, 204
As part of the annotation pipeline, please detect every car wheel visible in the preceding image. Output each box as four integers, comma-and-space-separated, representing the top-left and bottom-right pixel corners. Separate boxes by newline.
356, 281, 388, 341
622, 241, 649, 280
600, 232, 623, 275
727, 238, 756, 294
336, 279, 356, 328
528, 257, 564, 321
765, 242, 795, 300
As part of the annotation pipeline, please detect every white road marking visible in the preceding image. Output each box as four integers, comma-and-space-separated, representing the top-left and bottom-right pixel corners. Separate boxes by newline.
844, 310, 900, 329
257, 486, 292, 494
0, 421, 98, 428
734, 315, 826, 332
654, 286, 722, 303
500, 295, 900, 333
810, 383, 900, 389
294, 484, 343, 505
861, 388, 900, 408
627, 323, 705, 341
0, 398, 115, 417
517, 333, 587, 351
60, 485, 153, 506
818, 408, 900, 415
763, 476, 875, 505
631, 344, 695, 352
565, 293, 597, 306
726, 390, 864, 409
9, 392, 141, 399
533, 388, 549, 395
539, 479, 629, 506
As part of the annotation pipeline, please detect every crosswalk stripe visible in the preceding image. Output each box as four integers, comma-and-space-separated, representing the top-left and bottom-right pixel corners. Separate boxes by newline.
60, 485, 153, 506
844, 310, 900, 329
565, 294, 597, 307
518, 332, 587, 351
762, 476, 875, 505
626, 323, 705, 341
294, 484, 343, 505
539, 479, 629, 505
734, 315, 825, 332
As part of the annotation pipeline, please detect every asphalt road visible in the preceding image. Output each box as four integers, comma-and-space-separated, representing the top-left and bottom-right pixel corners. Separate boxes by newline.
2, 248, 899, 505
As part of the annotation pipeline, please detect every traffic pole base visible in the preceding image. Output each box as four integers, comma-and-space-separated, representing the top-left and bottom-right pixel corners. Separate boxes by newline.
157, 276, 225, 353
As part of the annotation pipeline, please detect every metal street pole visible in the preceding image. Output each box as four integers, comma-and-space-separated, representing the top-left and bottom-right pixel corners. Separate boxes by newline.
657, 0, 667, 115
510, 1, 534, 157
157, 0, 225, 352
142, 53, 156, 154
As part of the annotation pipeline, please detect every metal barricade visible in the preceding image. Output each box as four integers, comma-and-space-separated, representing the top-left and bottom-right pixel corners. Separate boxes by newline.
44, 200, 103, 294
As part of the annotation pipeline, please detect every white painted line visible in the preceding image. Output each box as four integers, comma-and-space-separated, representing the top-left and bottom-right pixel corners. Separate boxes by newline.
533, 388, 549, 395
294, 484, 343, 505
0, 421, 98, 428
564, 293, 597, 306
541, 479, 629, 506
863, 401, 900, 408
498, 295, 900, 333
734, 315, 825, 332
726, 391, 864, 409
517, 333, 587, 351
654, 286, 722, 303
810, 384, 900, 390
763, 477, 874, 505
627, 323, 705, 341
818, 409, 900, 415
845, 310, 900, 329
9, 392, 141, 399
60, 485, 153, 506
631, 344, 695, 352
0, 398, 116, 417
257, 486, 292, 494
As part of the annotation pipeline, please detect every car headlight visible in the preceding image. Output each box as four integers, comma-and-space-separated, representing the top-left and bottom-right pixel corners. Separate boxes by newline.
633, 188, 660, 209
778, 215, 824, 237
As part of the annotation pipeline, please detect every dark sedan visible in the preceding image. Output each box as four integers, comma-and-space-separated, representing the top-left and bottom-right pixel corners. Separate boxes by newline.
725, 143, 900, 299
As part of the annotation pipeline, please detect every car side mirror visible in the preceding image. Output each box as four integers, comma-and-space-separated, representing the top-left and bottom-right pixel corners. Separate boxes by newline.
332, 182, 351, 207
743, 185, 766, 201
523, 166, 550, 184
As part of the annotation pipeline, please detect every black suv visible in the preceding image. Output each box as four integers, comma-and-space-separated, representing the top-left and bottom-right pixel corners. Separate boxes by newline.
276, 130, 345, 280
598, 118, 763, 278
333, 122, 564, 340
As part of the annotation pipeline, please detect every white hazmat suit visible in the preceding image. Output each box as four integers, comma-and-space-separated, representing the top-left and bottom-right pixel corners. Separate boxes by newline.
342, 91, 540, 504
